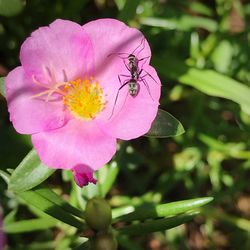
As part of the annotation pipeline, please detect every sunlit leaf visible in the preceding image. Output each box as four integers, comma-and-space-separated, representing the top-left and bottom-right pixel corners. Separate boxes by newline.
97, 162, 119, 198
154, 56, 250, 115
179, 69, 250, 115
146, 109, 185, 138
8, 149, 55, 192
140, 16, 218, 32
115, 197, 213, 222
4, 218, 58, 233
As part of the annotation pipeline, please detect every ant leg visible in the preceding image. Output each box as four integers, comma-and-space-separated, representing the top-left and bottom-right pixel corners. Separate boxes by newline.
138, 56, 150, 62
109, 80, 129, 119
139, 56, 150, 70
141, 69, 159, 85
107, 52, 129, 59
132, 37, 145, 55
118, 74, 130, 86
140, 77, 154, 101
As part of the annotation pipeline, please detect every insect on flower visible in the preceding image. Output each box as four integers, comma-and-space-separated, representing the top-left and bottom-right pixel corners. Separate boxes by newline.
108, 38, 158, 118
5, 19, 161, 186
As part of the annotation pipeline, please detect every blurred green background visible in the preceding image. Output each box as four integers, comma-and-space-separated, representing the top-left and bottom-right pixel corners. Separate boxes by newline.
1, 0, 250, 249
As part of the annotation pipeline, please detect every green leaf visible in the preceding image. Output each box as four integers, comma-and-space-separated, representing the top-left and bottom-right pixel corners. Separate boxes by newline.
1, 171, 84, 228
34, 186, 84, 219
0, 0, 24, 17
9, 149, 55, 192
4, 218, 58, 233
0, 77, 5, 97
115, 197, 213, 222
140, 16, 218, 32
97, 162, 119, 198
179, 69, 250, 115
154, 56, 250, 115
146, 109, 185, 138
0, 170, 10, 184
117, 212, 197, 235
18, 188, 84, 229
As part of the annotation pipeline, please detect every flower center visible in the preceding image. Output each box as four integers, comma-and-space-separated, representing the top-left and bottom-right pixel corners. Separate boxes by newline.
63, 78, 105, 120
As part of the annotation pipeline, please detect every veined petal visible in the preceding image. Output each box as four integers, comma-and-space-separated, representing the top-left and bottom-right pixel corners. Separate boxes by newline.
83, 19, 161, 139
32, 119, 117, 170
5, 67, 68, 134
20, 19, 94, 84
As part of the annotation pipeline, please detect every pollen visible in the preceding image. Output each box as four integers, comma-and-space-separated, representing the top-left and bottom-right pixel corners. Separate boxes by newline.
63, 78, 105, 120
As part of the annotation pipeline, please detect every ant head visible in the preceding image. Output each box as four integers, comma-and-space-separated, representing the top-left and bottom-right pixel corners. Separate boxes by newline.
128, 54, 135, 60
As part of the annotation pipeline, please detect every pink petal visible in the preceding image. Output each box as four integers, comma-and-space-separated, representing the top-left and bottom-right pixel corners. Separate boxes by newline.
5, 67, 68, 134
72, 165, 97, 188
32, 119, 117, 170
99, 66, 161, 140
83, 18, 151, 83
20, 19, 94, 84
83, 19, 161, 139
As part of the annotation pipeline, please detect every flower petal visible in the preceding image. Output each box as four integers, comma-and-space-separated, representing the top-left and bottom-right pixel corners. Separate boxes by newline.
32, 119, 117, 170
83, 19, 161, 139
5, 67, 68, 134
20, 19, 94, 83
99, 66, 161, 139
83, 18, 151, 84
72, 165, 97, 188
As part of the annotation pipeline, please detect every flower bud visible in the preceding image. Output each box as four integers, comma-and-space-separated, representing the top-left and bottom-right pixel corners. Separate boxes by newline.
85, 198, 112, 231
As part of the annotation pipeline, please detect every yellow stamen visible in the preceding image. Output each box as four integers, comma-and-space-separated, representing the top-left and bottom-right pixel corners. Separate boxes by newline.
31, 77, 105, 120
63, 78, 105, 120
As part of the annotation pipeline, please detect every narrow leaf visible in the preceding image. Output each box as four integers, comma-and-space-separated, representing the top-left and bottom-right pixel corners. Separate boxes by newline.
35, 186, 84, 219
0, 170, 10, 184
97, 162, 119, 198
154, 56, 250, 115
1, 172, 84, 229
146, 109, 185, 138
0, 77, 5, 97
115, 197, 213, 222
140, 16, 217, 32
18, 188, 84, 229
117, 212, 197, 235
4, 218, 58, 233
9, 149, 55, 192
179, 69, 250, 115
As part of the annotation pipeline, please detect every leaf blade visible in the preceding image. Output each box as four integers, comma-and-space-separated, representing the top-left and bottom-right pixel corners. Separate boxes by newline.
117, 212, 197, 235
115, 197, 213, 222
8, 149, 55, 192
146, 109, 185, 138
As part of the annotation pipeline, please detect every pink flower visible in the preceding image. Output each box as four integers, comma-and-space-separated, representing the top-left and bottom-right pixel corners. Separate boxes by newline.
5, 19, 161, 186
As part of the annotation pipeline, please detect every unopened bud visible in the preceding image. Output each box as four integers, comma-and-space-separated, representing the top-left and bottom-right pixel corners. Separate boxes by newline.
85, 198, 112, 231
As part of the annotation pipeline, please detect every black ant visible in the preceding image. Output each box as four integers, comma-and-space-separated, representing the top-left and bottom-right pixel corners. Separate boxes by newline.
108, 38, 157, 118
